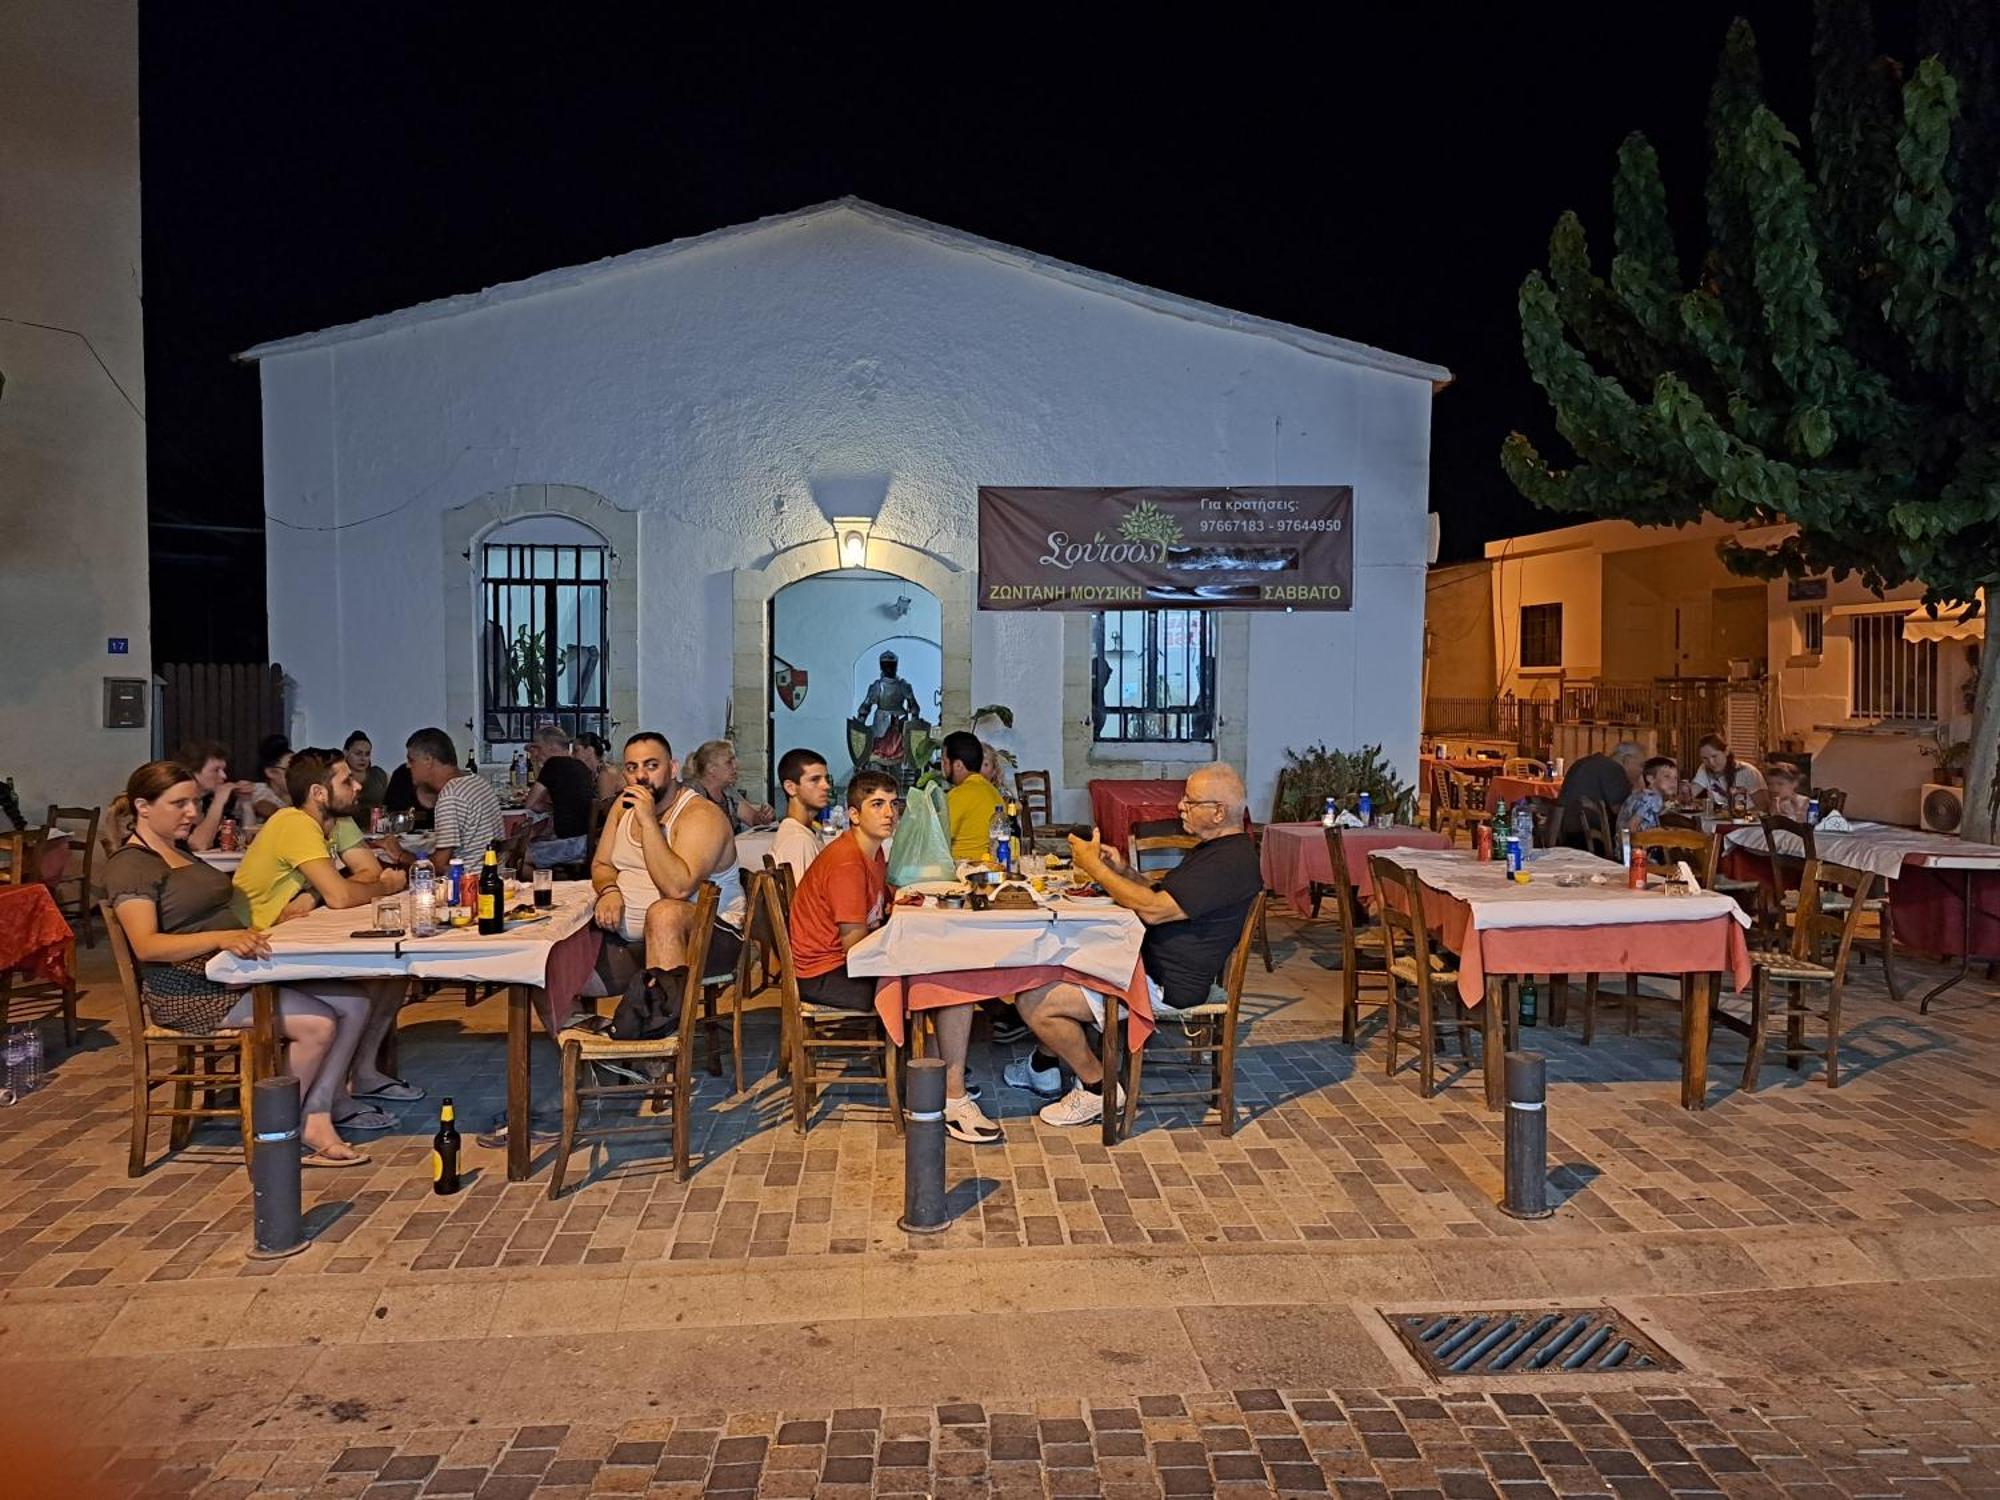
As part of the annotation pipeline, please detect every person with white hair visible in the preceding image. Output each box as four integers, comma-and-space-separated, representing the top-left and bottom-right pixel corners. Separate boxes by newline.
1555, 740, 1645, 846
1006, 762, 1262, 1127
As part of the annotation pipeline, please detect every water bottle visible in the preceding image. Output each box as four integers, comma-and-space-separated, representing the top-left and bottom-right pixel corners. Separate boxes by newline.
3, 1025, 41, 1095
410, 862, 438, 937
1512, 799, 1533, 851
988, 805, 1013, 874
1356, 791, 1373, 824
1321, 797, 1337, 828
1807, 797, 1820, 825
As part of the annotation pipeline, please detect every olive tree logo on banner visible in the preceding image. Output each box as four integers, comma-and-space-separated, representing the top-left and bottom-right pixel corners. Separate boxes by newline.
978, 486, 1353, 611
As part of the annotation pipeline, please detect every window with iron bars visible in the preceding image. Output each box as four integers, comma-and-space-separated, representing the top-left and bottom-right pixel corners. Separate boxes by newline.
1849, 611, 1937, 721
1092, 609, 1216, 743
1519, 602, 1563, 669
480, 542, 610, 745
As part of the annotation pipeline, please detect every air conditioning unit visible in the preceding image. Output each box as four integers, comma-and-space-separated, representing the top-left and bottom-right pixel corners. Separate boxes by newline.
1920, 782, 1964, 834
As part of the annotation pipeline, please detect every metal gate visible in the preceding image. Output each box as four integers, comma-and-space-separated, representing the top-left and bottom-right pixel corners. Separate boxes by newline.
158, 663, 286, 778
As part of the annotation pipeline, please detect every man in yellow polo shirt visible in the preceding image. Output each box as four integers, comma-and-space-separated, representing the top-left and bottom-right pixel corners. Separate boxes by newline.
234, 748, 406, 927
942, 730, 1002, 863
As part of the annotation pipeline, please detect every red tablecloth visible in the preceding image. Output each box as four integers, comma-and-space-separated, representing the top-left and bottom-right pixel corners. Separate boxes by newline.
874, 962, 1154, 1052
1258, 823, 1454, 915
1491, 776, 1559, 806
1087, 780, 1188, 855
1723, 847, 2000, 959
1378, 870, 1751, 1006
0, 884, 73, 990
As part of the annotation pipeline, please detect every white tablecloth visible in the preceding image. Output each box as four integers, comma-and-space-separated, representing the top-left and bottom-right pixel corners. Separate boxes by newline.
1373, 846, 1751, 931
846, 900, 1144, 990
205, 880, 596, 986
194, 849, 243, 870
1723, 821, 2000, 880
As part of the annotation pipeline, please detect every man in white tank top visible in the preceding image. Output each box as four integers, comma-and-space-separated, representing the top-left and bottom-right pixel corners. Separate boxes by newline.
590, 732, 740, 979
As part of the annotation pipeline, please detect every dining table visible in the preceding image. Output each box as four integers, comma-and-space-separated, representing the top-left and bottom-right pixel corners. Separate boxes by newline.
1086, 779, 1190, 858
1722, 821, 2000, 1007
1371, 845, 1753, 1110
846, 890, 1153, 1143
1490, 775, 1560, 807
206, 879, 604, 1181
0, 881, 76, 1013
1257, 821, 1453, 916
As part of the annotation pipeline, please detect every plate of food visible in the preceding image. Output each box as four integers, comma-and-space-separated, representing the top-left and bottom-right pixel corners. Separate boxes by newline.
1058, 882, 1115, 907
902, 880, 971, 898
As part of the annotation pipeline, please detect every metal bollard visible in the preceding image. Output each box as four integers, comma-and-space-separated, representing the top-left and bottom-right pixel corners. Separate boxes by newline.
897, 1058, 951, 1234
247, 1075, 309, 1259
1500, 1051, 1554, 1219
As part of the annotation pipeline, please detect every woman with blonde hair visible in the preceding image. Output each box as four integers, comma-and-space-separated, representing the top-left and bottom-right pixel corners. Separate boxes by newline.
101, 761, 389, 1166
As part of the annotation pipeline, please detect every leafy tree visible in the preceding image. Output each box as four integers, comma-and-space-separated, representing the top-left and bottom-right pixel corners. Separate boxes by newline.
1502, 1, 2000, 838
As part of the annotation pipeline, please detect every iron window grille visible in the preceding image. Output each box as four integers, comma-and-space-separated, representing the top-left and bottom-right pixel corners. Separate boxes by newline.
1092, 608, 1216, 744
1850, 611, 1937, 721
480, 542, 609, 745
1520, 602, 1563, 669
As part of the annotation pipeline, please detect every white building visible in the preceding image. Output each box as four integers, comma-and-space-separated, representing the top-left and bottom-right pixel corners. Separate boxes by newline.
0, 0, 151, 813
241, 200, 1448, 819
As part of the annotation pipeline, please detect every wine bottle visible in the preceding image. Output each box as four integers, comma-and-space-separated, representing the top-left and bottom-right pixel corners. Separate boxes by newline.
431, 1098, 461, 1195
477, 847, 505, 935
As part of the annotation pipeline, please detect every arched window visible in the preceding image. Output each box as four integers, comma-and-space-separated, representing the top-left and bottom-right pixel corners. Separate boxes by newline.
479, 514, 610, 744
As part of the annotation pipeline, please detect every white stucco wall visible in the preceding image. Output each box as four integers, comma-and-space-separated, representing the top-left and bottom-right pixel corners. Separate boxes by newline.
255, 208, 1438, 819
0, 0, 150, 813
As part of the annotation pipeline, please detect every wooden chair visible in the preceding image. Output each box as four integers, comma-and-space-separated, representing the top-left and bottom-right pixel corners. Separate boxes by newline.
762, 855, 799, 1075
0, 890, 80, 1049
1741, 859, 1876, 1090
548, 883, 719, 1196
1661, 814, 1767, 921
1114, 893, 1263, 1139
1580, 797, 1618, 860
1815, 787, 1849, 817
497, 822, 534, 880
1762, 815, 1900, 1001
103, 901, 271, 1175
1571, 827, 1713, 1043
1320, 827, 1395, 1045
1434, 769, 1487, 846
1503, 757, 1549, 778
1130, 832, 1198, 875
0, 828, 47, 889
1013, 770, 1078, 845
40, 805, 101, 946
1527, 798, 1563, 849
1371, 857, 1472, 1096
760, 875, 901, 1134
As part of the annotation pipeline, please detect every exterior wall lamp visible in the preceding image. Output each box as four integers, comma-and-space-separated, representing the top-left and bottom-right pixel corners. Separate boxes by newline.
833, 516, 873, 569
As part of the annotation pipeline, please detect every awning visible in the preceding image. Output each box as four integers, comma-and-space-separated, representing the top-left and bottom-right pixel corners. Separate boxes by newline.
1828, 599, 1919, 618
1903, 592, 1987, 644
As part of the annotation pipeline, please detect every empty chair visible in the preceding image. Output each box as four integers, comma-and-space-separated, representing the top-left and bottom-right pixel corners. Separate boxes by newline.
39, 805, 101, 944
1319, 826, 1396, 1046
1503, 757, 1549, 778
1762, 815, 1900, 1001
1741, 859, 1877, 1089
1370, 856, 1472, 1096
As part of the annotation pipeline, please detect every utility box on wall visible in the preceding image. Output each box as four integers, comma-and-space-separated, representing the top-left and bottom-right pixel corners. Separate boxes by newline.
103, 676, 147, 729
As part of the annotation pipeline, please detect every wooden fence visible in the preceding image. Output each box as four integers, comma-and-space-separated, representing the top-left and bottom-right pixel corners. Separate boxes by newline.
159, 663, 286, 779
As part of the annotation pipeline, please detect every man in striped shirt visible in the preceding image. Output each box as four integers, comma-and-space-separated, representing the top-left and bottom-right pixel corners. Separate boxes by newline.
405, 727, 504, 873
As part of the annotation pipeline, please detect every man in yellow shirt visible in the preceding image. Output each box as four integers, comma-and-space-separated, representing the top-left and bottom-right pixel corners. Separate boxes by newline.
942, 730, 1003, 863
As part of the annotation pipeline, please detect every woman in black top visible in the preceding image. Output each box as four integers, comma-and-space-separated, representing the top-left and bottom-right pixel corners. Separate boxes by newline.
101, 761, 381, 1166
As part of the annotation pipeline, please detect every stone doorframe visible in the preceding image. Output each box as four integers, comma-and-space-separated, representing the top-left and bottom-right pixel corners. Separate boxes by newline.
442, 483, 641, 757
733, 537, 971, 797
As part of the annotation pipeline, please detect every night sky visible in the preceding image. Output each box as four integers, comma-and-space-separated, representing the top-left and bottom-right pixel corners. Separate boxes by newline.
139, 3, 1836, 663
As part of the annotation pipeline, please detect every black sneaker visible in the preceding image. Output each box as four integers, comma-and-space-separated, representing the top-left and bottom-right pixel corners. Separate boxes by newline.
989, 1014, 1031, 1045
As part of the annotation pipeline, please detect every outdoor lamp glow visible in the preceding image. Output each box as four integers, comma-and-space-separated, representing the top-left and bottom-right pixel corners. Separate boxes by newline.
833, 516, 872, 569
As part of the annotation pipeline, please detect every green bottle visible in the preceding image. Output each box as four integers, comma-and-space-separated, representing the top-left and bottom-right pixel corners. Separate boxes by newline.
1489, 798, 1509, 861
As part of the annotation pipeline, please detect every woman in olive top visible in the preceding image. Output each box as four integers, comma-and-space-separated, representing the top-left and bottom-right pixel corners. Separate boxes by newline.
100, 760, 384, 1166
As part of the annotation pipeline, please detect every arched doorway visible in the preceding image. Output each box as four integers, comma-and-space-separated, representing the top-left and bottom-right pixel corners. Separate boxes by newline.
731, 536, 970, 802
769, 575, 942, 794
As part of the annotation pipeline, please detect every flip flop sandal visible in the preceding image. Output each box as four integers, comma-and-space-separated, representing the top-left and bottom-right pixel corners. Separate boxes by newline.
333, 1108, 398, 1132
302, 1147, 372, 1168
351, 1079, 426, 1102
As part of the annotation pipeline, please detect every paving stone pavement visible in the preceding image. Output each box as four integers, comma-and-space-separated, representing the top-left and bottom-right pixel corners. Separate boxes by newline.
2, 912, 1998, 1495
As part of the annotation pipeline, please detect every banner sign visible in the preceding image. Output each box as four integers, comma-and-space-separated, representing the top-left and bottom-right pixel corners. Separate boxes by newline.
978, 486, 1353, 611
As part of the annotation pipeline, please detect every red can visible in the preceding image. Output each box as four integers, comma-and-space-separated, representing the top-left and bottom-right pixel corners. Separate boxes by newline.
219, 819, 239, 853
1475, 823, 1493, 862
1628, 844, 1648, 889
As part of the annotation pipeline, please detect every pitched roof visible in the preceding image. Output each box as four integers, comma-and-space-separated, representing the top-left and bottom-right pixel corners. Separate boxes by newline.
235, 197, 1452, 386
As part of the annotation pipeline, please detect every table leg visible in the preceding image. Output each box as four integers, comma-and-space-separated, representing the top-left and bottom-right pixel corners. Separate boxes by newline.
1482, 979, 1505, 1110
1681, 972, 1712, 1110
508, 985, 532, 1182
1100, 998, 1122, 1147
1919, 869, 1977, 1013
1550, 973, 1569, 1028
252, 984, 280, 1075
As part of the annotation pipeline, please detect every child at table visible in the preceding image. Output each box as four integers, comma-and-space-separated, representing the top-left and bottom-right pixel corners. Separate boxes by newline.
1754, 763, 1813, 821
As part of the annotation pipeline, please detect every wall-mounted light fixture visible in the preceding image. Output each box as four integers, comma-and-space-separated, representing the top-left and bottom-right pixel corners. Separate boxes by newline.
833, 516, 873, 569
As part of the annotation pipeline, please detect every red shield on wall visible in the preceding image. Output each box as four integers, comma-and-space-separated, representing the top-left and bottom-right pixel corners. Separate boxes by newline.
773, 657, 809, 711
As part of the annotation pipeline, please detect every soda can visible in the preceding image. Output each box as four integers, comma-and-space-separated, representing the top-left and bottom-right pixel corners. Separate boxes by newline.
1506, 835, 1524, 881
1807, 798, 1819, 824
219, 819, 239, 853
1475, 823, 1493, 862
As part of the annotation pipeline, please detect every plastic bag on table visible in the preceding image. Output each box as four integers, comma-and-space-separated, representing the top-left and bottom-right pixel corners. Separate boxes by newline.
886, 782, 957, 887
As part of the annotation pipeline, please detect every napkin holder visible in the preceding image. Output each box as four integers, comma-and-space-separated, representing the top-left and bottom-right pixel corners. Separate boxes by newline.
1663, 860, 1701, 896
1331, 810, 1366, 829
1815, 811, 1854, 832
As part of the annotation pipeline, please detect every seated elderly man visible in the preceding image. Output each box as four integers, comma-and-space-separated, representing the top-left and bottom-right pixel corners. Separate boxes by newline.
519, 724, 595, 868
588, 732, 742, 1034
1007, 762, 1263, 1127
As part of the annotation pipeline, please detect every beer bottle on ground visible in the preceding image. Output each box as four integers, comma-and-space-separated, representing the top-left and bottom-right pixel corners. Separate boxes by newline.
432, 1098, 461, 1195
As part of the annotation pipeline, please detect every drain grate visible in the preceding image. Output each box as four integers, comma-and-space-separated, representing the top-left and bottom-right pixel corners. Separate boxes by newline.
1387, 1307, 1680, 1377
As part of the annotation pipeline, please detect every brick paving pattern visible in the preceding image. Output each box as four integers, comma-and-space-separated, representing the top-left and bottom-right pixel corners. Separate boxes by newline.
55, 1375, 2000, 1497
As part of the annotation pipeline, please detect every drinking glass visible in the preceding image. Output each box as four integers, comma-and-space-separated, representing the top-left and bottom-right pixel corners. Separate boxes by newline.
1374, 811, 1393, 829
374, 895, 405, 934
532, 866, 553, 909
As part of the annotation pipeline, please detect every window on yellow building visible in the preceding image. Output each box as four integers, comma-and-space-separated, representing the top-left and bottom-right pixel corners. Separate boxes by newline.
1519, 603, 1563, 670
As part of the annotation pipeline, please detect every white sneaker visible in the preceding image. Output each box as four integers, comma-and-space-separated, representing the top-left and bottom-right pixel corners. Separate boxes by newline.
1003, 1054, 1063, 1098
1038, 1082, 1112, 1127
943, 1093, 1004, 1145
